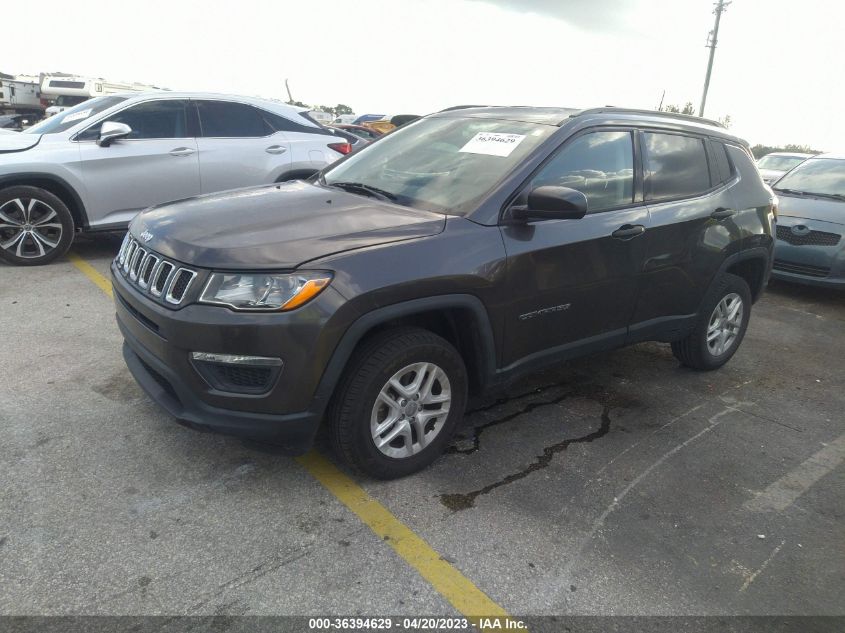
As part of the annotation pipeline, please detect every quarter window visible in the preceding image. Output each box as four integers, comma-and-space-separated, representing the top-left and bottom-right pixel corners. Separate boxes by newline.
712, 141, 733, 184
77, 100, 189, 141
197, 101, 269, 137
644, 132, 711, 201
530, 130, 634, 213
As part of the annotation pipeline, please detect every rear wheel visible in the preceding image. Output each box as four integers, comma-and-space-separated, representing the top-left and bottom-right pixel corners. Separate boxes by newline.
671, 273, 751, 370
328, 327, 467, 479
0, 186, 74, 265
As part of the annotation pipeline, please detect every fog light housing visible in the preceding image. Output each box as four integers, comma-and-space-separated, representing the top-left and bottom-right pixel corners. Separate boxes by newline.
190, 352, 283, 394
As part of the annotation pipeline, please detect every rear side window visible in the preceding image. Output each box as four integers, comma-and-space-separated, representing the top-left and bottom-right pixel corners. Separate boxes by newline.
711, 141, 734, 183
530, 130, 634, 213
643, 132, 711, 201
77, 99, 189, 140
197, 101, 269, 137
262, 109, 331, 135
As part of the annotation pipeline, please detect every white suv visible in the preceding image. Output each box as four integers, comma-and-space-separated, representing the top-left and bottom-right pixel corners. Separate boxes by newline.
0, 92, 349, 265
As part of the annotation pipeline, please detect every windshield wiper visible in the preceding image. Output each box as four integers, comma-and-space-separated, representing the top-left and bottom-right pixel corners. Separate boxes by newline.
775, 188, 845, 201
328, 181, 398, 202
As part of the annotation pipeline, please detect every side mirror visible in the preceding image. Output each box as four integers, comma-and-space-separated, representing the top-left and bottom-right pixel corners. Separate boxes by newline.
511, 186, 588, 222
97, 121, 132, 147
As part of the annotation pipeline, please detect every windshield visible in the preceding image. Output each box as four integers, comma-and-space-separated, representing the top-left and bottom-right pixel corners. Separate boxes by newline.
773, 158, 845, 197
757, 154, 807, 171
24, 96, 128, 135
322, 116, 555, 213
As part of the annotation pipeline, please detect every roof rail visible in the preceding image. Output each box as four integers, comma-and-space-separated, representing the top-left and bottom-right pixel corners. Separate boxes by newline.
570, 107, 725, 129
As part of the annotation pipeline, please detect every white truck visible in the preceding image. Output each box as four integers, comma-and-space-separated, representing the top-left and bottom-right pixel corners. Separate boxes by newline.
40, 74, 164, 116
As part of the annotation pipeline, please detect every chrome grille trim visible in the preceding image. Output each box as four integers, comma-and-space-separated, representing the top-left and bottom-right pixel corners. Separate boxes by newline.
151, 261, 175, 297
114, 237, 198, 306
165, 268, 197, 305
138, 254, 159, 289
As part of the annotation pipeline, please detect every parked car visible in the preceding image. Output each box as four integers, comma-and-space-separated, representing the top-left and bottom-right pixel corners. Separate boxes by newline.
770, 153, 845, 287
756, 152, 813, 183
112, 106, 774, 478
0, 92, 347, 265
0, 113, 42, 131
325, 126, 368, 153
334, 124, 382, 140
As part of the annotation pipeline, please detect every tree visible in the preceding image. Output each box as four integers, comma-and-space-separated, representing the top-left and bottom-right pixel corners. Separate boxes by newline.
750, 144, 822, 159
287, 100, 308, 108
334, 104, 353, 115
660, 102, 696, 115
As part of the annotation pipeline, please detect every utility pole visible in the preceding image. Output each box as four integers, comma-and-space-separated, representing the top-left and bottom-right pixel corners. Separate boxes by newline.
285, 78, 294, 104
699, 0, 730, 118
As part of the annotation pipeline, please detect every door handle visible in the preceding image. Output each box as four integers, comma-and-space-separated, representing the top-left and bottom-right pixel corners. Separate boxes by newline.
711, 207, 736, 220
265, 145, 287, 155
611, 224, 645, 240
169, 147, 195, 157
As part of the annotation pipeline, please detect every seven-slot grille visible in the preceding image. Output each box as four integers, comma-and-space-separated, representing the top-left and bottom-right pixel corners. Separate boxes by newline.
775, 225, 842, 247
116, 234, 197, 305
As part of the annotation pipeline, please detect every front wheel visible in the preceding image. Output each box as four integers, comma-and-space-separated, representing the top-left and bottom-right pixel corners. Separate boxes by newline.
328, 327, 468, 479
0, 186, 74, 265
671, 272, 752, 370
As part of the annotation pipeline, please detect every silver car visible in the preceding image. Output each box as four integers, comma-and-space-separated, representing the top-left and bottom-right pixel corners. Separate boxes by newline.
756, 151, 813, 184
0, 92, 348, 265
771, 153, 845, 288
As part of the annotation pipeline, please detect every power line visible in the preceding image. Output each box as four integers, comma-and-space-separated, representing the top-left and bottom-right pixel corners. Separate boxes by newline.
699, 0, 730, 118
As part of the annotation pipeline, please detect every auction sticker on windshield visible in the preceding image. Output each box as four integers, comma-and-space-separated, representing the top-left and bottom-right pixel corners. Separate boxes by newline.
61, 109, 92, 124
459, 132, 525, 157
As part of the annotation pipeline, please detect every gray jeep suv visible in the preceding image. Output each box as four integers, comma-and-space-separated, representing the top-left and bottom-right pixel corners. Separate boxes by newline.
0, 93, 346, 265
112, 106, 776, 478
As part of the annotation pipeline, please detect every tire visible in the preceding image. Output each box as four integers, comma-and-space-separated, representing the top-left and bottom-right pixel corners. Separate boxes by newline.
0, 186, 74, 266
328, 327, 468, 479
671, 272, 752, 371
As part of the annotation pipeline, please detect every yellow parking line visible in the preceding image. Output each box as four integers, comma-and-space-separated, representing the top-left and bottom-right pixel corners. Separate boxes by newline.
298, 451, 509, 619
67, 251, 113, 297
68, 250, 511, 621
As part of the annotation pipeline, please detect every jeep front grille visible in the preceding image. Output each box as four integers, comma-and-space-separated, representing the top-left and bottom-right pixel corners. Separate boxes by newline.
116, 234, 198, 306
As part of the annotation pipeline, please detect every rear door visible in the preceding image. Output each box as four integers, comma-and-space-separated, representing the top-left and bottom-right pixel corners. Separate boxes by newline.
194, 100, 292, 192
627, 130, 742, 341
76, 98, 200, 227
499, 128, 650, 369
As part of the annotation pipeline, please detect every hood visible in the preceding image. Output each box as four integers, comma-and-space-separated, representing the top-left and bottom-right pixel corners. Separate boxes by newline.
759, 168, 784, 183
0, 133, 40, 153
131, 181, 446, 269
776, 192, 845, 226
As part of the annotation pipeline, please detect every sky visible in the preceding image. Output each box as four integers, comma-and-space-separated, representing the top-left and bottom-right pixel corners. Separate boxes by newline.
4, 0, 843, 149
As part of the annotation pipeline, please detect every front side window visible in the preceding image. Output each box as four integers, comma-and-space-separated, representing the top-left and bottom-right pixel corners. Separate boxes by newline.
644, 132, 711, 202
322, 116, 556, 213
77, 99, 189, 140
773, 158, 845, 198
197, 101, 269, 137
529, 130, 634, 213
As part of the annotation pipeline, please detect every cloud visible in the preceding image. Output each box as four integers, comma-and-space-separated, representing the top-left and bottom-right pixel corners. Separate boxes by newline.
472, 0, 637, 31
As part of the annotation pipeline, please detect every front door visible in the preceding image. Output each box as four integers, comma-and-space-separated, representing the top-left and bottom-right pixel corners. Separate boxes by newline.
499, 129, 649, 370
77, 98, 200, 228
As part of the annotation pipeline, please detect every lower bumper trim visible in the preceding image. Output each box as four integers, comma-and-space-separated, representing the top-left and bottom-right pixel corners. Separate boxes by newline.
119, 322, 321, 454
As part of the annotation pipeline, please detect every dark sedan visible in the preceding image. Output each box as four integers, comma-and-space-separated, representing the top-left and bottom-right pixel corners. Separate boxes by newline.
771, 153, 845, 288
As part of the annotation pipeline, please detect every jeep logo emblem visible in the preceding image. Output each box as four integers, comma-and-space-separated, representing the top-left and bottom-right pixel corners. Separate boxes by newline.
140, 230, 154, 243
791, 225, 810, 236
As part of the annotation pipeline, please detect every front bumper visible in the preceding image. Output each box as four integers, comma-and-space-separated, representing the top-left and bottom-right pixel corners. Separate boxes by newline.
772, 218, 845, 289
112, 261, 348, 452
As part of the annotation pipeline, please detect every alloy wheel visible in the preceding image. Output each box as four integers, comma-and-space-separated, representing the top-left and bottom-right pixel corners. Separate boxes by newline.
0, 198, 64, 259
370, 362, 452, 459
706, 292, 744, 356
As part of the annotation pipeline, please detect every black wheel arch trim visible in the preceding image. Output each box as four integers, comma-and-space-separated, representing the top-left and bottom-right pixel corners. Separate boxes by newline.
0, 172, 89, 228
715, 246, 773, 303
311, 294, 497, 416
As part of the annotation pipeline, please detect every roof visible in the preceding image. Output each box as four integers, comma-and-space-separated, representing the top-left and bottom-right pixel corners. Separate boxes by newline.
763, 152, 815, 158
814, 153, 845, 160
102, 91, 309, 113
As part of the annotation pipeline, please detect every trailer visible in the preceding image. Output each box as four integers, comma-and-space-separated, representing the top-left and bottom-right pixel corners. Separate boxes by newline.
0, 73, 44, 116
40, 73, 164, 116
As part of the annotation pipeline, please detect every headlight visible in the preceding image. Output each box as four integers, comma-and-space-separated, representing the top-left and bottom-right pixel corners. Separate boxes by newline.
199, 272, 332, 311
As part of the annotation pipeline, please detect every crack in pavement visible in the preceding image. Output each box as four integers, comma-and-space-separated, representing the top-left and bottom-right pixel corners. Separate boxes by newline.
440, 384, 639, 511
